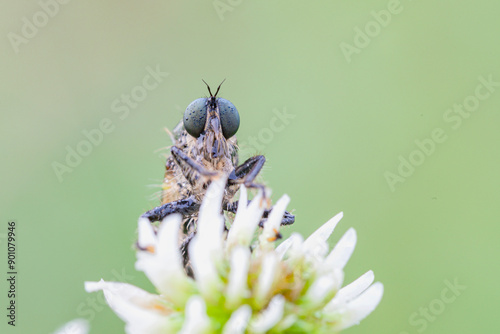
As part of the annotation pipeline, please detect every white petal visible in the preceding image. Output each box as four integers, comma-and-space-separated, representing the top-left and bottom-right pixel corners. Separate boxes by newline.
196, 176, 226, 253
156, 214, 186, 274
305, 271, 342, 305
324, 228, 357, 270
189, 236, 223, 301
275, 233, 303, 260
137, 217, 157, 249
135, 214, 191, 304
85, 280, 171, 333
226, 246, 251, 308
179, 297, 210, 334
255, 252, 278, 306
53, 319, 89, 334
324, 270, 375, 313
331, 282, 384, 331
189, 178, 227, 299
302, 212, 343, 259
226, 189, 266, 248
238, 185, 248, 210
199, 174, 226, 215
258, 194, 290, 248
250, 295, 285, 333
222, 305, 252, 334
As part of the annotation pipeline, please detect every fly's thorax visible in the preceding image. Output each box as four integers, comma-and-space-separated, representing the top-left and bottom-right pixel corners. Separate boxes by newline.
183, 130, 238, 202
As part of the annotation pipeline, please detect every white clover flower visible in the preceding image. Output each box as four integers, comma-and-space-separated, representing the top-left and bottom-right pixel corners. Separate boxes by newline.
85, 177, 383, 333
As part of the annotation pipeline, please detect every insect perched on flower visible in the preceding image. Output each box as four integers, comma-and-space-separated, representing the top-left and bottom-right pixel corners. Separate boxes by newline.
141, 80, 294, 272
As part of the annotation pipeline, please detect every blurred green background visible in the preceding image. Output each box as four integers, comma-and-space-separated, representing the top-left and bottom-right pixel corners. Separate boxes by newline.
1, 0, 499, 333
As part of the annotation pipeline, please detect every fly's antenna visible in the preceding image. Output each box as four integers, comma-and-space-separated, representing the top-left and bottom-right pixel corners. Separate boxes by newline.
214, 78, 226, 97
202, 79, 213, 96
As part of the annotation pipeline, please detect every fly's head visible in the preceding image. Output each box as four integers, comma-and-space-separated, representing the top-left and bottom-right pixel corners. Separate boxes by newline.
182, 80, 240, 165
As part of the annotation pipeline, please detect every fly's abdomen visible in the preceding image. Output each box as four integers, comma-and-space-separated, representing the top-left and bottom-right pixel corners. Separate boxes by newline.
161, 156, 183, 205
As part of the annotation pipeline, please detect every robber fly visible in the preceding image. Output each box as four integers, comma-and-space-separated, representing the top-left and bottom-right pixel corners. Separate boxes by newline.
141, 80, 294, 273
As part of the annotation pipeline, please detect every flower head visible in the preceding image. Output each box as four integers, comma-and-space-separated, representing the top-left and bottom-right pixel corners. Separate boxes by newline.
86, 177, 383, 333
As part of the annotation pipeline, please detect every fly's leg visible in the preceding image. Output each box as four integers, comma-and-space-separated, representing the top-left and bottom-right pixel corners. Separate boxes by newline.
260, 208, 295, 227
224, 200, 295, 227
228, 155, 267, 194
171, 146, 218, 186
180, 232, 195, 278
141, 196, 200, 222
143, 146, 219, 223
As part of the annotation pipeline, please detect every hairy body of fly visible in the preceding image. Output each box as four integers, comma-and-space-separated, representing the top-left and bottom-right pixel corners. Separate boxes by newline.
161, 121, 239, 203
161, 122, 239, 244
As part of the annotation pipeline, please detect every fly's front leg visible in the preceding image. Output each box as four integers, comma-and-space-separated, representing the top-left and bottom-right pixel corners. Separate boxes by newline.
171, 146, 218, 186
141, 196, 200, 222
228, 155, 267, 196
142, 147, 220, 222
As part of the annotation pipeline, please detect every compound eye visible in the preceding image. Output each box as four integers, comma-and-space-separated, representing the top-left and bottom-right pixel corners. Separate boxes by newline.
184, 98, 208, 138
217, 98, 240, 138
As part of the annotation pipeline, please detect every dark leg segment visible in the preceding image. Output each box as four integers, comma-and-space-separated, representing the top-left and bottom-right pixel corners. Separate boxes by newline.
180, 232, 195, 278
141, 196, 200, 222
229, 155, 267, 193
224, 200, 295, 227
260, 209, 295, 227
171, 146, 218, 185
